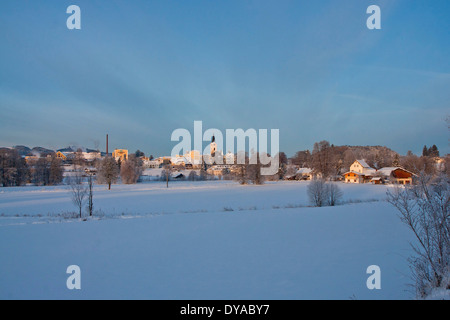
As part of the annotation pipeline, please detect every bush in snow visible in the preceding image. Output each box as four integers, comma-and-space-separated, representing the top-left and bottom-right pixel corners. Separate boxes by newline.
326, 182, 343, 206
307, 179, 343, 207
307, 178, 328, 207
387, 173, 450, 299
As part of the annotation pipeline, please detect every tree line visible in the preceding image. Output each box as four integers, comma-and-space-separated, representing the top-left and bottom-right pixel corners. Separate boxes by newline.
0, 148, 143, 188
0, 149, 63, 187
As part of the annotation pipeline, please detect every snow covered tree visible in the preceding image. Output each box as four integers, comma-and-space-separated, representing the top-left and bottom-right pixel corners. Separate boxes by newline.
307, 178, 328, 207
392, 154, 400, 167
387, 173, 450, 298
326, 182, 343, 206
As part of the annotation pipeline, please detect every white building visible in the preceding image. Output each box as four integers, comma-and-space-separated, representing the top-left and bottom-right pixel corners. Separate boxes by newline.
344, 160, 376, 183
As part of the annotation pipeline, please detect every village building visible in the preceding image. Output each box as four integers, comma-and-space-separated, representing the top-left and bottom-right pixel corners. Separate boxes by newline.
296, 168, 313, 180
82, 151, 101, 161
171, 155, 188, 166
55, 151, 67, 161
224, 152, 235, 165
184, 150, 202, 166
376, 167, 415, 185
207, 165, 232, 176
343, 160, 376, 183
112, 149, 128, 162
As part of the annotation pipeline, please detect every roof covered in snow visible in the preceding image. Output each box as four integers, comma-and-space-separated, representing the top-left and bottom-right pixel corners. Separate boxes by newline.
356, 159, 371, 168
296, 168, 312, 174
377, 167, 399, 176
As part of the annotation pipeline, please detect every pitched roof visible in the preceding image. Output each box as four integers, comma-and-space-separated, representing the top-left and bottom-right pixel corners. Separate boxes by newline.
377, 167, 399, 176
356, 159, 371, 168
377, 167, 416, 177
296, 168, 312, 174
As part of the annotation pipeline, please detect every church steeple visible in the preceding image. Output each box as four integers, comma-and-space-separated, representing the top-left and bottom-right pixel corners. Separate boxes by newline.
210, 135, 217, 157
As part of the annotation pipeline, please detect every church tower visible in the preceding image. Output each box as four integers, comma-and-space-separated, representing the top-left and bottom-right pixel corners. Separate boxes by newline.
210, 135, 217, 157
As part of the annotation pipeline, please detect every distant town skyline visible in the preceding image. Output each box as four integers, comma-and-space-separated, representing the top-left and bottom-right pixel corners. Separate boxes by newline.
1, 0, 449, 157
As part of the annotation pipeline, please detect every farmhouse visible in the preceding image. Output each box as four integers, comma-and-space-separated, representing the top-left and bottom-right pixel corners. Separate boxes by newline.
343, 160, 376, 183
376, 167, 415, 185
296, 168, 313, 180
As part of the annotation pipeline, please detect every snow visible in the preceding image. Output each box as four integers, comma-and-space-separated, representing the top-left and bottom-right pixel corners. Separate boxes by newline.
0, 181, 418, 299
356, 159, 371, 169
424, 287, 450, 300
296, 168, 312, 174
377, 167, 399, 177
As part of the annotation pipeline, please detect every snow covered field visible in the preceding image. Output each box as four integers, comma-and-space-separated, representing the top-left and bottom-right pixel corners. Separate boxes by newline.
0, 181, 416, 299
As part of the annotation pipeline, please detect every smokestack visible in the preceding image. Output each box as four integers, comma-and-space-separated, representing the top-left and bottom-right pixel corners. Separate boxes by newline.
106, 134, 109, 156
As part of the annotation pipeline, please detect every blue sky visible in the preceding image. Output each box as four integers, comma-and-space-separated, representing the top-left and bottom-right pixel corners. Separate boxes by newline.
0, 0, 449, 157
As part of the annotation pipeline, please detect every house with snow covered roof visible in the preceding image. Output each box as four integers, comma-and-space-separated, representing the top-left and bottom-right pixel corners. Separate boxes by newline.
375, 167, 415, 185
296, 168, 313, 180
343, 160, 376, 183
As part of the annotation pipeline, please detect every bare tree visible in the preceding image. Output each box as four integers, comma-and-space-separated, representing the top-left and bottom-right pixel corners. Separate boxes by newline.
120, 156, 143, 184
307, 178, 328, 207
86, 173, 94, 217
290, 150, 312, 167
188, 170, 197, 181
312, 141, 332, 178
49, 155, 63, 185
326, 182, 343, 206
387, 173, 450, 298
68, 172, 87, 219
236, 151, 248, 185
161, 164, 172, 188
97, 156, 119, 190
73, 148, 85, 168
31, 158, 47, 186
247, 152, 264, 185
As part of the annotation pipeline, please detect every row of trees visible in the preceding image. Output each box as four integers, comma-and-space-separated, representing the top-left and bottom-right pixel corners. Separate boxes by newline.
0, 148, 145, 189
96, 155, 143, 189
0, 149, 64, 187
422, 145, 440, 157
